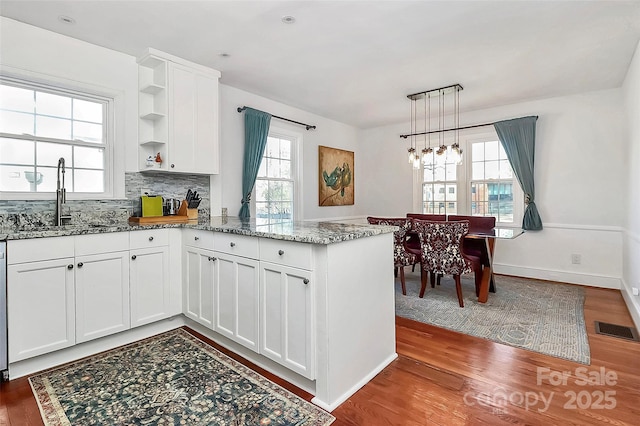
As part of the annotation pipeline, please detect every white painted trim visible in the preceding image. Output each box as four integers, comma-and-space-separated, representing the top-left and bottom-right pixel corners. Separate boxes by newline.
493, 263, 621, 289
620, 278, 640, 332
311, 352, 398, 412
542, 223, 623, 233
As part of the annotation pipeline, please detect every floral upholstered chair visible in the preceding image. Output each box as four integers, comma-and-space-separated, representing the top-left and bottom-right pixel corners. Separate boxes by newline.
366, 217, 418, 295
412, 219, 479, 307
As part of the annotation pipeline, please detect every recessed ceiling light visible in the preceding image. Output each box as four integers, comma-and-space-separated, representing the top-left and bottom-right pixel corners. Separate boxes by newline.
58, 15, 76, 25
281, 15, 296, 24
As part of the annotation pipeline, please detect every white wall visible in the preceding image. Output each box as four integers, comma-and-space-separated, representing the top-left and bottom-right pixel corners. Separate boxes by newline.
0, 18, 138, 195
622, 40, 640, 329
212, 85, 360, 220
360, 89, 626, 289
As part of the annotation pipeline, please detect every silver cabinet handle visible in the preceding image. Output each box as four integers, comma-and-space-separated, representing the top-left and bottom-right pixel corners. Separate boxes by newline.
131, 255, 137, 260
194, 236, 199, 241
67, 264, 74, 269
303, 278, 309, 285
278, 249, 285, 256
230, 242, 236, 247
208, 256, 217, 261
171, 164, 175, 168
77, 262, 84, 268
148, 236, 154, 241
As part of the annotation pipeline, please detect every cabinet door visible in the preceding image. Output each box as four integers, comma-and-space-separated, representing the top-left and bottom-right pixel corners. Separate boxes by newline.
214, 252, 259, 352
75, 251, 130, 343
130, 246, 170, 327
259, 262, 314, 379
169, 64, 218, 174
8, 258, 75, 362
183, 246, 215, 328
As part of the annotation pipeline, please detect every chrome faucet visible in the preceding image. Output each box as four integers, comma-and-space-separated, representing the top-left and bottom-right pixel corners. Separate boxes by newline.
55, 157, 72, 226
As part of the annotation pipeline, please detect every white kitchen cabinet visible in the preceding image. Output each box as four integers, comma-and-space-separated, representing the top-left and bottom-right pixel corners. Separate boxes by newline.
138, 48, 220, 174
75, 251, 130, 343
213, 252, 260, 352
130, 230, 171, 327
7, 257, 75, 362
259, 262, 314, 379
183, 245, 215, 328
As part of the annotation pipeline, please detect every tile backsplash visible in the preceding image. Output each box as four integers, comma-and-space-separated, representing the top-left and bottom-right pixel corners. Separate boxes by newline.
0, 172, 210, 228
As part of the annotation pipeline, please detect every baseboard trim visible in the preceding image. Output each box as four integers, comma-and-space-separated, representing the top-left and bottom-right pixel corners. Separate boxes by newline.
493, 263, 621, 289
620, 278, 640, 331
311, 352, 398, 412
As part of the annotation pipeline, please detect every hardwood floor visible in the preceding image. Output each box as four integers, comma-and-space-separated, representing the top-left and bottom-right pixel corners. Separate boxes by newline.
2, 277, 639, 425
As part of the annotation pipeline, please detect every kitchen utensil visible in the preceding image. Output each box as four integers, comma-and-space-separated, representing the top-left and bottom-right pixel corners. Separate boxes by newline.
186, 189, 194, 202
141, 195, 163, 217
165, 198, 180, 215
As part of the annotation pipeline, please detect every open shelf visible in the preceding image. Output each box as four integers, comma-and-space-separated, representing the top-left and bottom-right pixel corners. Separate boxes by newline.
140, 83, 165, 95
140, 112, 166, 121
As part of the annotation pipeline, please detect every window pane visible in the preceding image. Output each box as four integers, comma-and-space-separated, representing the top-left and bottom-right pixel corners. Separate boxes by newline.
267, 158, 279, 178
472, 142, 484, 161
257, 159, 267, 177
269, 181, 283, 201
0, 138, 34, 165
485, 140, 499, 161
446, 184, 457, 201
445, 163, 456, 180
74, 169, 103, 192
0, 110, 34, 135
73, 99, 103, 123
256, 201, 268, 218
0, 165, 34, 191
472, 161, 484, 180
255, 179, 268, 199
0, 85, 34, 112
280, 159, 291, 179
36, 166, 67, 192
36, 92, 71, 118
37, 142, 73, 167
280, 139, 291, 160
73, 121, 103, 143
433, 183, 445, 201
265, 137, 278, 158
499, 160, 513, 178
433, 165, 446, 181
485, 160, 499, 179
35, 116, 72, 140
74, 146, 104, 169
498, 143, 508, 160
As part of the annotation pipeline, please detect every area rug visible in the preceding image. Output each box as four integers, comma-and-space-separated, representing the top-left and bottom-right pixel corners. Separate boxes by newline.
395, 271, 591, 364
29, 328, 335, 426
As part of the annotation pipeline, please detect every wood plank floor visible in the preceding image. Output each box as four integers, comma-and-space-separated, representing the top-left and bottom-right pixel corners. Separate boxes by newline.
2, 278, 639, 425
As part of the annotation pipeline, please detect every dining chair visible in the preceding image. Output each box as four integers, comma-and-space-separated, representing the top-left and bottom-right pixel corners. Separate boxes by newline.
412, 219, 481, 307
405, 214, 446, 272
366, 217, 418, 295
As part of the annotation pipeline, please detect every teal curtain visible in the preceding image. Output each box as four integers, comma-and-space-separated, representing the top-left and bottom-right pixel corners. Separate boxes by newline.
239, 108, 272, 218
494, 116, 543, 230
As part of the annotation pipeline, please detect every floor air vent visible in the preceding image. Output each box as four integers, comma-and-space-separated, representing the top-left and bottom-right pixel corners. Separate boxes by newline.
594, 321, 639, 342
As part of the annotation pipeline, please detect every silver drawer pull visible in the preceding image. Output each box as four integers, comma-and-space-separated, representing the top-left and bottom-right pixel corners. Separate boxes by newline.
148, 236, 154, 241
303, 278, 309, 285
278, 250, 285, 256
131, 255, 137, 260
230, 242, 236, 247
77, 262, 84, 268
67, 264, 74, 269
208, 256, 217, 261
194, 236, 199, 241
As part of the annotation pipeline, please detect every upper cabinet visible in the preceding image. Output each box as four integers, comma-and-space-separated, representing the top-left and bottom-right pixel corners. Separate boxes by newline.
137, 48, 220, 175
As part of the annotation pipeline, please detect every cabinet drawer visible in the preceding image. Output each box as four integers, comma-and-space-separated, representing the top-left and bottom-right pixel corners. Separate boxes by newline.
76, 232, 129, 256
8, 236, 74, 264
259, 238, 313, 270
214, 233, 258, 258
183, 229, 214, 249
130, 229, 169, 250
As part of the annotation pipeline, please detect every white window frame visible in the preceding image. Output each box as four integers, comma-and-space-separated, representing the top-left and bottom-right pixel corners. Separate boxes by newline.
0, 72, 117, 201
251, 125, 303, 221
413, 129, 524, 227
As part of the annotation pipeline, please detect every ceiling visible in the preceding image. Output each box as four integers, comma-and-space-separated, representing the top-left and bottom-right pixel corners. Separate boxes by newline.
2, 1, 640, 129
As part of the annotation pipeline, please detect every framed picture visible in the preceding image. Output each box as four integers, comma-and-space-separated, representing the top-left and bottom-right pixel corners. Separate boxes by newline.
318, 145, 354, 206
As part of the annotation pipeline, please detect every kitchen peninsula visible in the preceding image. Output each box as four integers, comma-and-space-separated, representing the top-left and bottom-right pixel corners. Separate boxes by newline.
2, 218, 397, 411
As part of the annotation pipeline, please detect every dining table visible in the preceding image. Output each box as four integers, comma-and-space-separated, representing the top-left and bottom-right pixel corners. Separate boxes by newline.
465, 227, 524, 303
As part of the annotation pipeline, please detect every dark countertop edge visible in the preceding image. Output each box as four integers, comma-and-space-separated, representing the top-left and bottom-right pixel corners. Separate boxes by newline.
0, 221, 396, 245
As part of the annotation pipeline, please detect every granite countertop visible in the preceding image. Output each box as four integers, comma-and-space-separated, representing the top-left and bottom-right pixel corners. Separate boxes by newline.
0, 217, 396, 245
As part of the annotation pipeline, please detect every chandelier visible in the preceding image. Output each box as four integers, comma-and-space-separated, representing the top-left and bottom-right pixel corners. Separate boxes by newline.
404, 84, 463, 169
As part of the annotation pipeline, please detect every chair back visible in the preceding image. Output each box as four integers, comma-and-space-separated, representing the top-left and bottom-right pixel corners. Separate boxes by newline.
447, 215, 496, 233
366, 217, 417, 267
407, 213, 446, 222
412, 219, 472, 275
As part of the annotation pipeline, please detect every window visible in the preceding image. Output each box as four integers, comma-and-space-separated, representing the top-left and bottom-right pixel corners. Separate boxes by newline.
421, 150, 458, 215
0, 78, 111, 197
253, 128, 301, 224
416, 132, 522, 225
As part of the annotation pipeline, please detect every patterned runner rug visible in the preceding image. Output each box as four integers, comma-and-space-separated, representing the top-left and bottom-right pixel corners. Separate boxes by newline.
395, 271, 590, 364
29, 328, 335, 425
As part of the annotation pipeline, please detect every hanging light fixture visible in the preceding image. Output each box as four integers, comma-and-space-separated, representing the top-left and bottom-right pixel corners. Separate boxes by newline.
403, 84, 463, 167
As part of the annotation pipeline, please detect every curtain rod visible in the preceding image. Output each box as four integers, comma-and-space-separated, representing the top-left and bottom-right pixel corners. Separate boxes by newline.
399, 116, 538, 139
237, 106, 316, 130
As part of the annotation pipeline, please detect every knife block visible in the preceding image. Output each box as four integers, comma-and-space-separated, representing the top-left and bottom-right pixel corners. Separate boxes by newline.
178, 200, 198, 220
